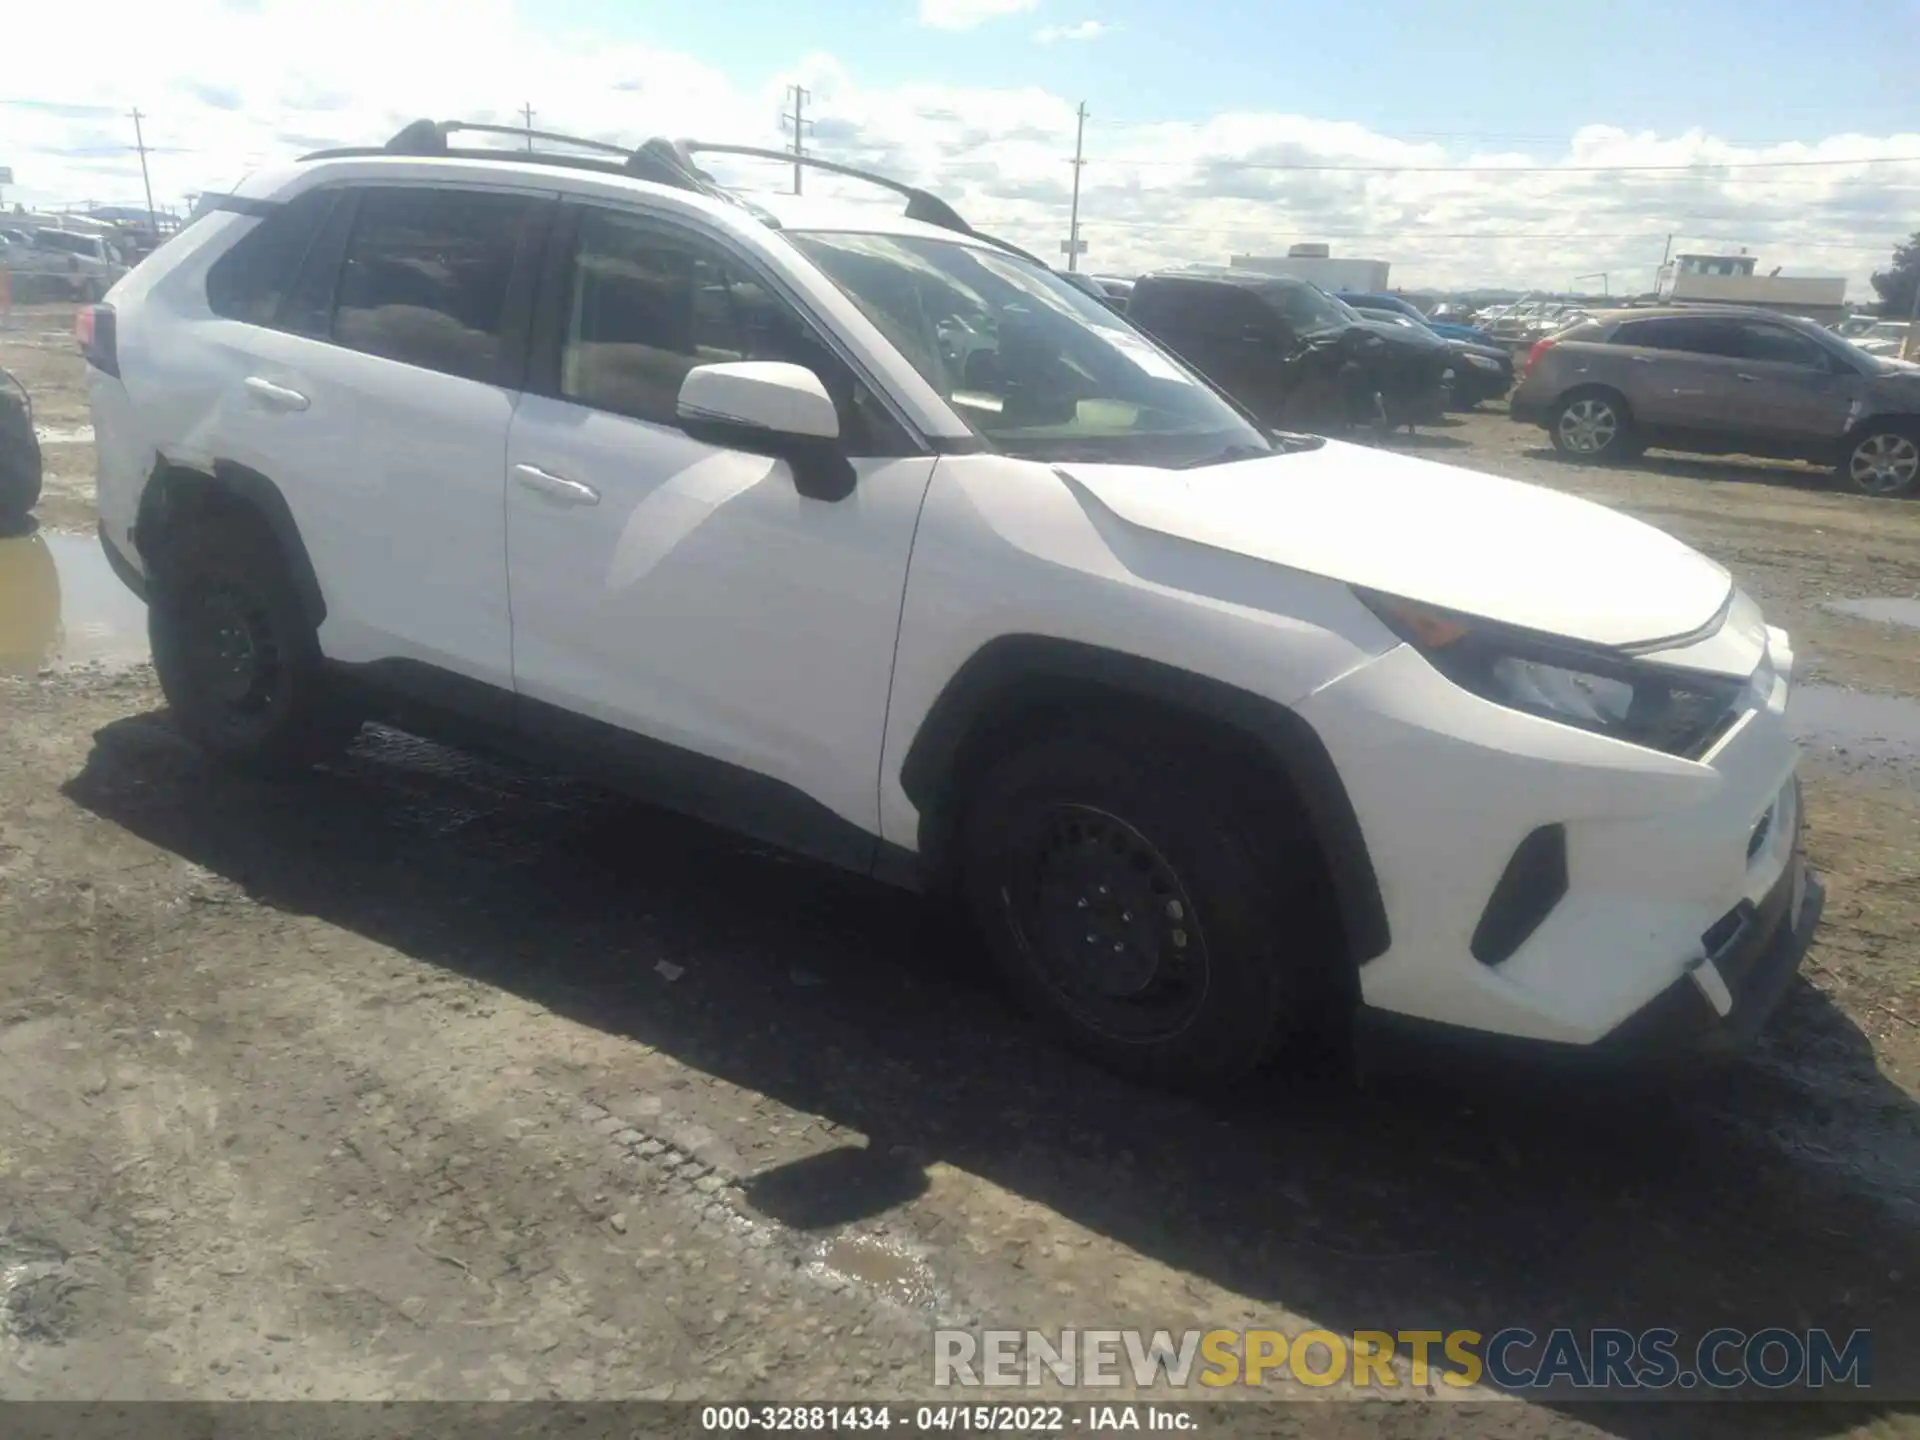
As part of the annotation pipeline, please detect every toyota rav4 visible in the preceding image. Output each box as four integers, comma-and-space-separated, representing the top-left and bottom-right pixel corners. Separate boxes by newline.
81, 121, 1822, 1085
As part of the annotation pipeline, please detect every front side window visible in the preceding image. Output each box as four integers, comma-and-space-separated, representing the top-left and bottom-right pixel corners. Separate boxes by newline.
1734, 322, 1830, 369
332, 187, 546, 385
554, 207, 910, 454
790, 231, 1272, 466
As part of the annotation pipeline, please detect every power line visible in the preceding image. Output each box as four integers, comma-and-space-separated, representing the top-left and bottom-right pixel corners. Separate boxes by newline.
1087, 154, 1920, 173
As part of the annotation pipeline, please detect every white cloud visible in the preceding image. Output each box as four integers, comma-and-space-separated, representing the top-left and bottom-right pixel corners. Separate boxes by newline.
4, 0, 1917, 297
1035, 19, 1107, 41
917, 0, 1038, 30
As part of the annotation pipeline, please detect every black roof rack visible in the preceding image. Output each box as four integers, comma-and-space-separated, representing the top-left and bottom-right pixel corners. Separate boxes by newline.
300, 120, 1046, 268
674, 140, 1048, 269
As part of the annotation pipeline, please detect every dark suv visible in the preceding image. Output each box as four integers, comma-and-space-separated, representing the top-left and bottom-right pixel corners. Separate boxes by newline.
1510, 306, 1920, 497
1127, 268, 1453, 432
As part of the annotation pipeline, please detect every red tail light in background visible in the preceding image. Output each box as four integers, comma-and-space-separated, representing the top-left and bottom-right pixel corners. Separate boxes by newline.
76, 304, 118, 377
1522, 337, 1557, 379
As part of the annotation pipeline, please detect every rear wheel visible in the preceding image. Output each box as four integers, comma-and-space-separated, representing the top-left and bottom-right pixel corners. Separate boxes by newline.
955, 718, 1344, 1085
1549, 389, 1638, 462
1840, 423, 1920, 497
148, 513, 359, 771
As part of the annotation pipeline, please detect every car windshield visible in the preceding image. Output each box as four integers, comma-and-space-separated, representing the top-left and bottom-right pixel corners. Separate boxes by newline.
789, 231, 1271, 465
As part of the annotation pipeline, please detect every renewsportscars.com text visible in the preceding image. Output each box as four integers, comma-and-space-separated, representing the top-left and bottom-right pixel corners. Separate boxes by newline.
933, 1327, 1873, 1392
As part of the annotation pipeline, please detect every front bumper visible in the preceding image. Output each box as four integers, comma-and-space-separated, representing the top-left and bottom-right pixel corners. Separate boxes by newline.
1601, 842, 1821, 1059
1296, 633, 1814, 1052
1358, 847, 1821, 1070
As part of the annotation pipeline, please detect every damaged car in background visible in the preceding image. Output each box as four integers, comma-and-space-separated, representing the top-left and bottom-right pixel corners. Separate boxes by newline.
1126, 267, 1454, 434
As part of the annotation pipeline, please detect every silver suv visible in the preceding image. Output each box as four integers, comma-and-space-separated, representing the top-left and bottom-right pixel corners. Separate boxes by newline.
1509, 305, 1920, 497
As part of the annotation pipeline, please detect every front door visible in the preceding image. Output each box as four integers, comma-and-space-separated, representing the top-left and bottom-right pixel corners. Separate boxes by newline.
503, 203, 937, 864
1721, 318, 1859, 452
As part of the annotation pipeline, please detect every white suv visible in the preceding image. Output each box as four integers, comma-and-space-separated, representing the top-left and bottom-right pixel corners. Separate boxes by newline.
83, 120, 1821, 1084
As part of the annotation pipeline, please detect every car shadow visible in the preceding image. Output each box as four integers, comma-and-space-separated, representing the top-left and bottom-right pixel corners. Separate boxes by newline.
62, 714, 1920, 1431
1378, 430, 1473, 451
1519, 446, 1854, 496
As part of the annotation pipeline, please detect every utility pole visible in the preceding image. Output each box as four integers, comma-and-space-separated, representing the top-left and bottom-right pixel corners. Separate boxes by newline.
1063, 101, 1088, 273
521, 103, 536, 151
129, 108, 158, 237
782, 85, 812, 194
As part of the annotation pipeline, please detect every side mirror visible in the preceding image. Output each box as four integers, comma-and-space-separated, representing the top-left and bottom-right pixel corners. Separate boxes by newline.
676, 361, 855, 503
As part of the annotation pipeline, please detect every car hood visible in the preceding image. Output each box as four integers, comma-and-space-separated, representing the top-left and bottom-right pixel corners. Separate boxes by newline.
1055, 442, 1733, 649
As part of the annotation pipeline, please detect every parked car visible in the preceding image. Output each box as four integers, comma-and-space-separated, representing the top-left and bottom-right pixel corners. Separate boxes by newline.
1510, 305, 1920, 496
1347, 306, 1514, 408
82, 119, 1821, 1085
1128, 268, 1453, 432
1056, 269, 1117, 309
3, 226, 128, 301
1091, 275, 1134, 313
0, 367, 42, 523
1851, 321, 1912, 359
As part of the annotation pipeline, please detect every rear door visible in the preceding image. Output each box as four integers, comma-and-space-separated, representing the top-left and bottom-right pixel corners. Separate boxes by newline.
1720, 318, 1859, 451
203, 182, 553, 692
1606, 315, 1747, 435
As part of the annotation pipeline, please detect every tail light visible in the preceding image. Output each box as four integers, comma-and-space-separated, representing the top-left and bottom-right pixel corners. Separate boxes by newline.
1522, 336, 1557, 378
76, 303, 118, 377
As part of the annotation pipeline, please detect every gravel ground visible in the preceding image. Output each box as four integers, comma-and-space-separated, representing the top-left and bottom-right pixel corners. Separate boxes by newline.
1, 307, 1916, 1433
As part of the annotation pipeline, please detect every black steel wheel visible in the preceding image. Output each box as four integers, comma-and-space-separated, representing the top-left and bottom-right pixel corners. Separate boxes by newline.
957, 718, 1346, 1085
1006, 803, 1212, 1044
149, 512, 358, 770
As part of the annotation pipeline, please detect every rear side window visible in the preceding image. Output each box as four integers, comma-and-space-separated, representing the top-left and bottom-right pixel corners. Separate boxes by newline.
1609, 316, 1740, 356
331, 188, 547, 385
205, 190, 339, 326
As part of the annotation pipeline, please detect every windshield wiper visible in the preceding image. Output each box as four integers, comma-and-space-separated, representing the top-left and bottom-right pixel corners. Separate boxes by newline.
1174, 435, 1324, 469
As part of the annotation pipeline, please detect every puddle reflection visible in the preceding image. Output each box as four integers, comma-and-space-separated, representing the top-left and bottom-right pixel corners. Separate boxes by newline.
0, 528, 149, 676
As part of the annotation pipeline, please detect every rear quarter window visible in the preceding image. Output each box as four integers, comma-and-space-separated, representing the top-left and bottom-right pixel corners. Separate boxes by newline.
205, 189, 340, 326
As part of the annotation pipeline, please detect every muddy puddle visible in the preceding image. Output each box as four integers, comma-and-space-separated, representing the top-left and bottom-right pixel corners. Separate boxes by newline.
1824, 596, 1920, 630
1791, 683, 1920, 773
0, 528, 149, 676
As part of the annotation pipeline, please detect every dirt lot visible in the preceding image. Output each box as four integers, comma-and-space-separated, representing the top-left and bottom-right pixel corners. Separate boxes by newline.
1, 304, 1917, 1431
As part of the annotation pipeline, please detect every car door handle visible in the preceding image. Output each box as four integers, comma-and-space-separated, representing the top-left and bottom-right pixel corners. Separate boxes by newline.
513, 463, 600, 506
1735, 373, 1759, 382
243, 376, 310, 412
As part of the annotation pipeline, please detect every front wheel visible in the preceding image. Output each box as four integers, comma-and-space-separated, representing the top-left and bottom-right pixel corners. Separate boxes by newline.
1840, 424, 1920, 497
956, 721, 1343, 1085
1549, 391, 1638, 462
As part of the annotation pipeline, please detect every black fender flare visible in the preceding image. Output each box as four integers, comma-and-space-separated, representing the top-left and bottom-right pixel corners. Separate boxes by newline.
898, 634, 1390, 965
139, 459, 328, 630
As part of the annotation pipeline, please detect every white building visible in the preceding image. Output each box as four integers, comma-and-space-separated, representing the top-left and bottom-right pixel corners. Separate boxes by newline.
1656, 251, 1846, 321
1229, 244, 1390, 294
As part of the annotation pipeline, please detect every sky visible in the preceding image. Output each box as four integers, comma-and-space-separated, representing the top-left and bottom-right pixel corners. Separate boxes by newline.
4, 0, 1918, 296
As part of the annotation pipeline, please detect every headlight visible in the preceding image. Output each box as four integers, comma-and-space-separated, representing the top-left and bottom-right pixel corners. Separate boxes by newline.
1358, 591, 1746, 758
1464, 353, 1502, 372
